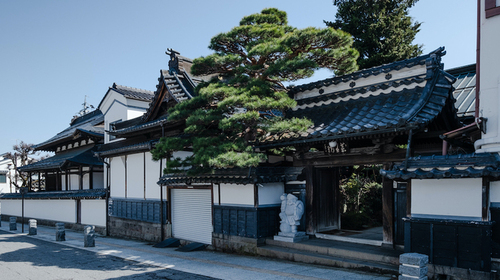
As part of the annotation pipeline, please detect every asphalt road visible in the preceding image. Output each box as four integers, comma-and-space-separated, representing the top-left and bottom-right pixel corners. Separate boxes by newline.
0, 230, 217, 280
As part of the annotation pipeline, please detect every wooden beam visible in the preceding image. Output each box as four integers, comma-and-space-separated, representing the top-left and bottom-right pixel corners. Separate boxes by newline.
295, 149, 406, 167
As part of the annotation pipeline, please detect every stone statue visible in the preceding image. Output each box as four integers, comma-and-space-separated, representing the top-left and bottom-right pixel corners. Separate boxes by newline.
278, 193, 304, 236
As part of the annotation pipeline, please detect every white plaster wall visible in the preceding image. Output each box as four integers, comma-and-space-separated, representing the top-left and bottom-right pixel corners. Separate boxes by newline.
126, 107, 146, 120
127, 153, 144, 199
110, 156, 126, 198
219, 183, 254, 206
83, 173, 90, 190
145, 153, 162, 200
490, 180, 500, 203
69, 174, 79, 190
81, 200, 106, 227
24, 200, 76, 223
475, 3, 500, 152
213, 184, 219, 204
61, 174, 66, 190
0, 200, 21, 216
0, 183, 9, 193
411, 178, 482, 219
93, 172, 104, 189
258, 182, 284, 205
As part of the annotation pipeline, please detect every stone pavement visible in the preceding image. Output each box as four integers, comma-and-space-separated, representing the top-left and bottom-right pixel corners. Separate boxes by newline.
0, 222, 391, 280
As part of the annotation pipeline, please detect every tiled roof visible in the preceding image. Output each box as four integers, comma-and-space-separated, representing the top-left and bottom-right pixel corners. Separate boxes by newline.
18, 145, 102, 172
34, 110, 104, 151
0, 189, 106, 200
109, 114, 172, 137
257, 48, 461, 148
158, 167, 304, 185
380, 153, 500, 180
141, 69, 197, 122
95, 140, 157, 158
446, 64, 476, 118
111, 83, 155, 102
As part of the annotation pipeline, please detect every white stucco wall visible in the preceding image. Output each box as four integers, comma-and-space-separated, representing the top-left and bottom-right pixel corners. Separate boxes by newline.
411, 178, 482, 220
127, 153, 144, 199
490, 180, 500, 203
258, 182, 284, 205
145, 152, 163, 200
81, 199, 106, 227
69, 174, 79, 190
110, 156, 126, 198
475, 2, 500, 152
218, 183, 254, 206
93, 172, 104, 189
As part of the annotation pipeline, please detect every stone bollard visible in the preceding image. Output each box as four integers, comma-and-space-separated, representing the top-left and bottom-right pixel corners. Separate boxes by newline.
9, 217, 17, 231
399, 253, 429, 280
84, 225, 95, 247
55, 223, 65, 241
28, 219, 37, 235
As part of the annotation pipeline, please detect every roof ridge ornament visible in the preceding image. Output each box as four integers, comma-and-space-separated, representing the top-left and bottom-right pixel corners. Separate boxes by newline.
166, 48, 182, 74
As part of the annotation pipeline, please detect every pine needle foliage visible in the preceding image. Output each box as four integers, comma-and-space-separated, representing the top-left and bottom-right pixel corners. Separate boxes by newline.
152, 8, 358, 175
326, 0, 423, 70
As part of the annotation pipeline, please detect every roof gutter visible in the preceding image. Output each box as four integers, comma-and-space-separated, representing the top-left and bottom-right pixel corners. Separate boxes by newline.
476, 0, 481, 120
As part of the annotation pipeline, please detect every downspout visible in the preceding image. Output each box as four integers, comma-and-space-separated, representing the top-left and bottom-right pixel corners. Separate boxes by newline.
98, 154, 110, 236
476, 0, 481, 120
159, 123, 165, 241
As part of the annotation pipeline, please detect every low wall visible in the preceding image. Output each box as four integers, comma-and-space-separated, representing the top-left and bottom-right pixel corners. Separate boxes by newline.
1, 199, 76, 223
108, 216, 171, 242
212, 204, 279, 252
81, 200, 106, 227
404, 217, 492, 272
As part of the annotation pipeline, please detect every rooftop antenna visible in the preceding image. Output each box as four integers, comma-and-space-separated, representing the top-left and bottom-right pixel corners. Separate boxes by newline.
78, 95, 94, 116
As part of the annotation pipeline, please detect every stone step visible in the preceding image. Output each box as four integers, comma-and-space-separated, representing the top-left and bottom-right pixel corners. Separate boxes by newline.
266, 238, 400, 265
257, 245, 399, 276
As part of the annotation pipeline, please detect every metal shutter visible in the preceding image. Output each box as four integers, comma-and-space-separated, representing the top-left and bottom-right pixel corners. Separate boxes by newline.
171, 188, 212, 244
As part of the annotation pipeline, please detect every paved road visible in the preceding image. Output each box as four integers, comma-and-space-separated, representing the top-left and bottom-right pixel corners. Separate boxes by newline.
0, 223, 391, 280
0, 231, 216, 280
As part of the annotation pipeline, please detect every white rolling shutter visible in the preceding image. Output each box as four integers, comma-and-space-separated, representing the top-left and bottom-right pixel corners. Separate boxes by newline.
171, 188, 212, 244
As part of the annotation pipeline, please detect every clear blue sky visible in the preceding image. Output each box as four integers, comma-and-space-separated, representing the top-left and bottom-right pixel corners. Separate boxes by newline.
0, 0, 477, 155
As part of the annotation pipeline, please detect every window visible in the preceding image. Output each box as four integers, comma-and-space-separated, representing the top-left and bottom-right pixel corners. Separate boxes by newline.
108, 119, 122, 141
0, 174, 6, 183
486, 0, 500, 18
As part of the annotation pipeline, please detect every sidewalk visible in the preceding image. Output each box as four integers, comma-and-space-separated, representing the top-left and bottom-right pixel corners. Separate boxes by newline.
0, 221, 391, 280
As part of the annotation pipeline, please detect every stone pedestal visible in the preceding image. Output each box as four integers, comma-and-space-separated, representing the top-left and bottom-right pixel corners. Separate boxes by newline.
9, 217, 17, 231
56, 223, 65, 241
28, 219, 37, 235
399, 253, 429, 280
84, 225, 95, 247
274, 231, 309, 243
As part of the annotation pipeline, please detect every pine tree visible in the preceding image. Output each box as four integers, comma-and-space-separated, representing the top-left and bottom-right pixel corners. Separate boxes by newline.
152, 8, 358, 174
325, 0, 423, 69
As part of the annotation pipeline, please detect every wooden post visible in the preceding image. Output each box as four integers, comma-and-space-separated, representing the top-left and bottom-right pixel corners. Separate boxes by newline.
89, 166, 93, 190
382, 164, 394, 245
79, 166, 83, 190
483, 177, 490, 221
65, 170, 69, 191
254, 183, 259, 208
